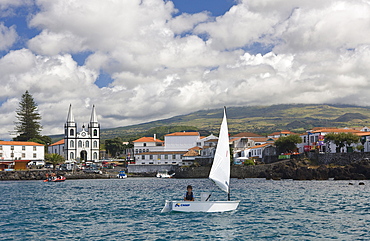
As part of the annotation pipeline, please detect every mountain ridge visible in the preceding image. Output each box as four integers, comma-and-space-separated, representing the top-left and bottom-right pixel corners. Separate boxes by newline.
49, 104, 370, 142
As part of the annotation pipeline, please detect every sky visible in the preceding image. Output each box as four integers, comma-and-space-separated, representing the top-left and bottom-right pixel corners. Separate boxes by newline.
1, 0, 370, 140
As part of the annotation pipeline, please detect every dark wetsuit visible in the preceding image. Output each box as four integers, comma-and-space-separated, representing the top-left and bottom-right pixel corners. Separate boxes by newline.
184, 192, 194, 201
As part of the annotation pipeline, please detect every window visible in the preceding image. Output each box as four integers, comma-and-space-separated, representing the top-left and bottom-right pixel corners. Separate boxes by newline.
70, 152, 74, 159
93, 129, 97, 136
135, 149, 138, 154
78, 141, 82, 148
86, 141, 89, 148
303, 136, 307, 143
22, 146, 25, 151
11, 146, 14, 150
157, 155, 161, 160
141, 162, 145, 164
143, 143, 146, 147
11, 153, 14, 158
0, 153, 2, 157
70, 140, 74, 148
33, 146, 36, 151
165, 162, 168, 164
70, 129, 74, 136
172, 162, 176, 164
165, 155, 168, 159
172, 155, 176, 159
197, 142, 201, 146
93, 141, 97, 148
139, 149, 142, 153
33, 153, 36, 158
180, 155, 183, 159
0, 146, 2, 150
22, 153, 25, 158
146, 149, 149, 152
149, 155, 153, 159
142, 155, 145, 160
149, 162, 153, 164
93, 152, 98, 160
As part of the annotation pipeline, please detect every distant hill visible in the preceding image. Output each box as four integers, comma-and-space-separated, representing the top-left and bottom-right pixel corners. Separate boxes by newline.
49, 104, 370, 143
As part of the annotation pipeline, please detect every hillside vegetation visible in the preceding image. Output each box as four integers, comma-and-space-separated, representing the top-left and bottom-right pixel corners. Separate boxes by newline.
50, 104, 370, 142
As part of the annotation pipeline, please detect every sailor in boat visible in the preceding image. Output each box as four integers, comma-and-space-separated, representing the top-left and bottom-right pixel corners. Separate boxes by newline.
184, 185, 194, 201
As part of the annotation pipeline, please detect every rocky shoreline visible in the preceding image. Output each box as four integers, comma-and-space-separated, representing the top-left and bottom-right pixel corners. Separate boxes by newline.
175, 158, 370, 180
0, 170, 112, 181
2, 158, 370, 181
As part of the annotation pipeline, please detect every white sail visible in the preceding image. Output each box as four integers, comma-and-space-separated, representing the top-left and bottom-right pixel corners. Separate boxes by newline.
209, 107, 230, 193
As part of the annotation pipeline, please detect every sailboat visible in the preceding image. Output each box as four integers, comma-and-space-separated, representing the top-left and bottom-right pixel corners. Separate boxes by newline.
161, 107, 240, 213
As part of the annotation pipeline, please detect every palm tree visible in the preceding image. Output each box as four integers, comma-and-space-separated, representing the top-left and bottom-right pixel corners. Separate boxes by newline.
45, 153, 65, 170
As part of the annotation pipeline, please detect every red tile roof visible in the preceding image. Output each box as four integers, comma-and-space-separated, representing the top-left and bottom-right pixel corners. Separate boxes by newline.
0, 141, 44, 146
50, 139, 64, 146
249, 143, 272, 149
165, 132, 200, 136
312, 128, 362, 134
189, 146, 203, 150
183, 150, 200, 157
250, 137, 276, 142
133, 137, 164, 143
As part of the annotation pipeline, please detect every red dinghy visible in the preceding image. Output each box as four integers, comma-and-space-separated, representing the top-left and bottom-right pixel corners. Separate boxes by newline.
44, 173, 66, 182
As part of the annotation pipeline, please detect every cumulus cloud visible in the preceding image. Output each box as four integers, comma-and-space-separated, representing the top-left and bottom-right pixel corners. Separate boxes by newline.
0, 23, 17, 50
0, 0, 370, 139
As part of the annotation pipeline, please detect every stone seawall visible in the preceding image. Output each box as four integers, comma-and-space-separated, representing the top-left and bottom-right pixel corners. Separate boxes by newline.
307, 152, 370, 165
174, 161, 289, 178
0, 170, 111, 181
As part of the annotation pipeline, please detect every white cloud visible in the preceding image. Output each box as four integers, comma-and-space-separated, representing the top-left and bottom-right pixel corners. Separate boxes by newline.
0, 0, 370, 139
0, 23, 17, 50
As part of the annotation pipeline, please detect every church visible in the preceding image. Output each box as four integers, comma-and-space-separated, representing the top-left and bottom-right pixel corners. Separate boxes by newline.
48, 105, 100, 162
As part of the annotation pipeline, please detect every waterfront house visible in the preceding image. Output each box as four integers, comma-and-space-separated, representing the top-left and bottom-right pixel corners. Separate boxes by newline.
0, 141, 44, 170
133, 135, 164, 154
301, 128, 364, 153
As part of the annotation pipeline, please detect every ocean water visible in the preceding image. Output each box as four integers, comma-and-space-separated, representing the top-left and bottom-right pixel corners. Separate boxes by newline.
1, 178, 370, 241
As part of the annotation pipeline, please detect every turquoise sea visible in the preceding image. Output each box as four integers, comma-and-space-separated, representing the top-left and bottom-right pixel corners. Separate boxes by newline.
1, 178, 370, 240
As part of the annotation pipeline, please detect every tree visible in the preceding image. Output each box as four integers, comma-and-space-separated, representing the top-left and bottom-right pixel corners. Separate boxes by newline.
105, 137, 124, 157
45, 153, 65, 170
28, 135, 52, 153
14, 91, 42, 141
324, 132, 360, 153
274, 135, 302, 154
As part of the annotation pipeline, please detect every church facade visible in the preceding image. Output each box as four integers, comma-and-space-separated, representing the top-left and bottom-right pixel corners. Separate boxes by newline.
48, 105, 100, 162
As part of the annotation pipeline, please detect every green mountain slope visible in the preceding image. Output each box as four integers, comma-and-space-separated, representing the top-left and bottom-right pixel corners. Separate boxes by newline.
50, 104, 370, 142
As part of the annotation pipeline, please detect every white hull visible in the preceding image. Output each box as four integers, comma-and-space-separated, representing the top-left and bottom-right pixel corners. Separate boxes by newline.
161, 200, 240, 213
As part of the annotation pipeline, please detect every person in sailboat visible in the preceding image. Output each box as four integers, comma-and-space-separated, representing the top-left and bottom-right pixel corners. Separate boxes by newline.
184, 185, 194, 201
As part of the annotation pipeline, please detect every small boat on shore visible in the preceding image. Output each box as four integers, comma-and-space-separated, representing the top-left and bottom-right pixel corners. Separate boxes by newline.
156, 170, 175, 178
117, 170, 127, 179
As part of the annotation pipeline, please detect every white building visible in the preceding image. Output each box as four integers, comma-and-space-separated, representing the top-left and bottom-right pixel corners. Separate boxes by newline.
48, 105, 100, 162
0, 141, 44, 161
234, 143, 272, 163
133, 132, 213, 166
164, 132, 201, 151
133, 136, 164, 154
297, 128, 365, 153
135, 151, 188, 165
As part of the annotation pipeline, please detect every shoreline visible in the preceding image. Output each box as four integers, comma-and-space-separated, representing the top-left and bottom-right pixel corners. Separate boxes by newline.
2, 158, 370, 181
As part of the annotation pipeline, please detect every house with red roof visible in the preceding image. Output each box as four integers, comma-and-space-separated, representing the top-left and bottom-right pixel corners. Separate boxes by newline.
0, 141, 44, 171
